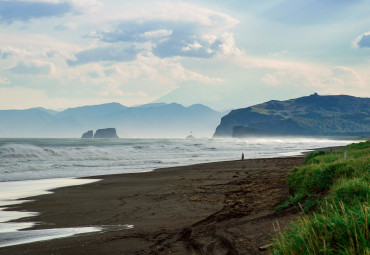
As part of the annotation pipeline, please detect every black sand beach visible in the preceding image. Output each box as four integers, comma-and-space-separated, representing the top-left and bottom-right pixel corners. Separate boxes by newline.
2, 156, 307, 255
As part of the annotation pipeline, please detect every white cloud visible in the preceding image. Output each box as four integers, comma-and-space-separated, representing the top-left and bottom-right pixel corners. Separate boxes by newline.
102, 2, 238, 28
1, 1, 368, 111
260, 65, 366, 93
0, 76, 10, 85
10, 0, 102, 13
353, 31, 370, 48
141, 29, 173, 39
0, 1, 72, 24
0, 86, 140, 110
86, 2, 239, 59
182, 41, 203, 52
67, 45, 140, 65
269, 50, 288, 57
0, 33, 79, 60
261, 72, 285, 86
62, 51, 223, 100
55, 22, 78, 31
0, 0, 103, 26
212, 37, 367, 96
0, 87, 50, 109
8, 60, 56, 76
67, 0, 102, 12
327, 66, 366, 89
217, 32, 240, 55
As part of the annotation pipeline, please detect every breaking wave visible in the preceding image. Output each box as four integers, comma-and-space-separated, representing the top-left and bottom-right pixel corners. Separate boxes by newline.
0, 138, 355, 182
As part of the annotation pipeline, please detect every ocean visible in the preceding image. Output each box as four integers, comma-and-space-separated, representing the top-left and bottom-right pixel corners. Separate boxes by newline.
0, 137, 355, 182
0, 137, 357, 247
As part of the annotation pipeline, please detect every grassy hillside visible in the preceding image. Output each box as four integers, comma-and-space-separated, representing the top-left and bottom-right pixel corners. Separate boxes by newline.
248, 113, 370, 137
214, 94, 370, 137
271, 141, 370, 254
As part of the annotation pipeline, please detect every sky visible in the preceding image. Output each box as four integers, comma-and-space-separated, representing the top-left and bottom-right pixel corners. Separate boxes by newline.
0, 0, 369, 110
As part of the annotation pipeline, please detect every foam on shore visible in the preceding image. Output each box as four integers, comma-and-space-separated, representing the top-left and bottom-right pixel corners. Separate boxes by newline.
0, 178, 100, 204
0, 178, 101, 246
0, 227, 101, 248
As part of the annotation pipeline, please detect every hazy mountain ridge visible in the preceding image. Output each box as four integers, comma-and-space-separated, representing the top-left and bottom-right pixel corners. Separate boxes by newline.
214, 94, 370, 138
0, 103, 223, 138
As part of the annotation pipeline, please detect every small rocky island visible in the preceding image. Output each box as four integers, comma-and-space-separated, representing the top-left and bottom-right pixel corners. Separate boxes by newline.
81, 128, 119, 139
81, 130, 93, 138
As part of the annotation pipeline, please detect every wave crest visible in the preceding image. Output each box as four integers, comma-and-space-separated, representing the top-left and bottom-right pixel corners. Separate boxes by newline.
0, 144, 57, 159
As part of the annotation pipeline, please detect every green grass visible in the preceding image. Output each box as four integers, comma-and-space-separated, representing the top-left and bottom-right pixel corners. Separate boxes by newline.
271, 141, 370, 254
272, 202, 370, 255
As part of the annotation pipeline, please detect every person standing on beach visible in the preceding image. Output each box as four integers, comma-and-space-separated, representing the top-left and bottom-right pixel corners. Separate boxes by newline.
242, 152, 244, 160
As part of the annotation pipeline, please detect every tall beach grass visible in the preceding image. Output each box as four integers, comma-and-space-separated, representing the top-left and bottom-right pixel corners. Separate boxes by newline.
271, 141, 370, 254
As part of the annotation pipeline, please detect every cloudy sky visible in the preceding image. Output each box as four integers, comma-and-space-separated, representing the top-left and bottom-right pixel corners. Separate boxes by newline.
0, 0, 369, 110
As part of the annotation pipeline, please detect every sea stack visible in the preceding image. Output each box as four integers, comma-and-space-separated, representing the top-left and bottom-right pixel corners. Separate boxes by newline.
81, 130, 93, 138
93, 128, 119, 138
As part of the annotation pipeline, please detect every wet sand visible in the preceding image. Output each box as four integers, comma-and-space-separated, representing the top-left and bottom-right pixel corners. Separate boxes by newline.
1, 156, 306, 255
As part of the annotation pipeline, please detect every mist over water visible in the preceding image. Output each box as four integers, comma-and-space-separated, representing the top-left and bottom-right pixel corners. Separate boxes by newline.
0, 137, 355, 182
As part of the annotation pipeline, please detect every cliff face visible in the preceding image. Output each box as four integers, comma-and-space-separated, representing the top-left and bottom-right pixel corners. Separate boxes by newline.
214, 94, 370, 138
214, 109, 282, 137
93, 128, 119, 138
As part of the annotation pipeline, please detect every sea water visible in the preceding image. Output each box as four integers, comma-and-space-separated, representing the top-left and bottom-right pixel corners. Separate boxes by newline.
0, 137, 355, 182
0, 137, 356, 247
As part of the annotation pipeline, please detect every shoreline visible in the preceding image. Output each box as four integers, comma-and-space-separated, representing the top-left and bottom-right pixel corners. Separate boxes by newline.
0, 146, 344, 254
1, 157, 304, 254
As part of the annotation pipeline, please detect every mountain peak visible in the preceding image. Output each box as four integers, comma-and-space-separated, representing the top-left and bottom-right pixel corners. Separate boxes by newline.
187, 104, 217, 113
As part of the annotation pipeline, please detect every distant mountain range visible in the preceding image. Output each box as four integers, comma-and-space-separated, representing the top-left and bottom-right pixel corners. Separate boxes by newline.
0, 103, 224, 138
214, 94, 370, 138
3, 94, 369, 139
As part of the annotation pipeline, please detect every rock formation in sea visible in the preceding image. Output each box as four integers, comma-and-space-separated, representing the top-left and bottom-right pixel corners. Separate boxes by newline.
93, 128, 119, 138
81, 130, 93, 138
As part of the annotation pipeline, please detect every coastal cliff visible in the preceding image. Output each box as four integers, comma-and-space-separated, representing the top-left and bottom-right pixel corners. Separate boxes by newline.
214, 94, 370, 138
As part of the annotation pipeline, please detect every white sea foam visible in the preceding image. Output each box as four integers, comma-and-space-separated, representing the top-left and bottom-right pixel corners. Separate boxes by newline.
0, 227, 101, 248
0, 178, 102, 247
0, 178, 100, 203
0, 222, 35, 233
0, 178, 100, 233
0, 210, 38, 224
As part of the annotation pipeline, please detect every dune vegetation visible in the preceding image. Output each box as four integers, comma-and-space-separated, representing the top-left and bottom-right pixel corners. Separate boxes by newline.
271, 141, 370, 254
